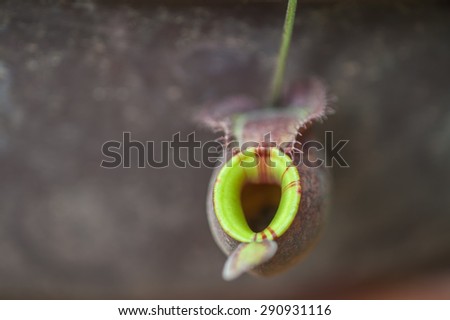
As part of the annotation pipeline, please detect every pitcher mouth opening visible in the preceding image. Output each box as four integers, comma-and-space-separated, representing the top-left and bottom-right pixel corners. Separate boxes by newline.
241, 182, 281, 233
213, 147, 301, 243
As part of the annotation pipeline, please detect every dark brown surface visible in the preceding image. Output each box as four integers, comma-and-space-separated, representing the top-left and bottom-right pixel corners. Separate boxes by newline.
0, 0, 449, 298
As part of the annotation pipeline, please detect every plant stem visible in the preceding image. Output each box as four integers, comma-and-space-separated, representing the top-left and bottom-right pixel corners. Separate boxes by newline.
268, 0, 298, 107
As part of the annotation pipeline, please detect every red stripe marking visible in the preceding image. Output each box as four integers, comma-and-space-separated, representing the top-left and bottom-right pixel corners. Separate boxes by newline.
264, 148, 270, 181
283, 180, 301, 192
281, 167, 290, 182
256, 147, 265, 183
267, 227, 277, 239
258, 147, 271, 183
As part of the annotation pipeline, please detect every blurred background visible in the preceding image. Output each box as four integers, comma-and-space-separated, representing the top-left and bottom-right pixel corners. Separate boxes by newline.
0, 0, 449, 298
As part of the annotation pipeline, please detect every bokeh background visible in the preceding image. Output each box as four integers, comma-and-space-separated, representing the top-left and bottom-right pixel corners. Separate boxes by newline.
0, 0, 449, 298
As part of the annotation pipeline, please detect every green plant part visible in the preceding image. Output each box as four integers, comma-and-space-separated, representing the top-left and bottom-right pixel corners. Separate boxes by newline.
202, 81, 330, 280
199, 0, 331, 281
269, 0, 298, 107
206, 131, 329, 280
212, 147, 301, 280
213, 147, 301, 244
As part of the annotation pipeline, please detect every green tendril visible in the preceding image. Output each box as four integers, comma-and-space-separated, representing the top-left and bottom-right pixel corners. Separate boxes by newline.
268, 0, 298, 107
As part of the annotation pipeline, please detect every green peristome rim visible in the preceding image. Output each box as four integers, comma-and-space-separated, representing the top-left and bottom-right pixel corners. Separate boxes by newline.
213, 147, 301, 243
